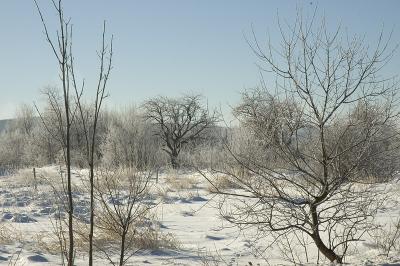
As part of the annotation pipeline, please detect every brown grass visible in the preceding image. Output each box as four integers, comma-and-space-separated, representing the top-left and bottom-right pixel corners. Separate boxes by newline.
0, 223, 21, 245
206, 175, 241, 193
165, 172, 199, 191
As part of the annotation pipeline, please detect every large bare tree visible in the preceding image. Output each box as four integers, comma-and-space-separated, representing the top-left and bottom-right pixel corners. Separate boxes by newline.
143, 94, 219, 169
203, 15, 400, 263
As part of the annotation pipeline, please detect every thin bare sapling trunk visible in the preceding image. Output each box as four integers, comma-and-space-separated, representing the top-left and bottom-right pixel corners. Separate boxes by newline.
70, 21, 113, 266
34, 0, 75, 264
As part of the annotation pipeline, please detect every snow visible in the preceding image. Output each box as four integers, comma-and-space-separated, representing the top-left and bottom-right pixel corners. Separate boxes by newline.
0, 166, 398, 265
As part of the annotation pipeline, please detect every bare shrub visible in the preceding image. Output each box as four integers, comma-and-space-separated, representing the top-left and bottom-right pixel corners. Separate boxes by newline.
0, 104, 38, 170
35, 232, 63, 255
93, 168, 155, 265
101, 106, 162, 170
371, 218, 400, 257
0, 130, 26, 169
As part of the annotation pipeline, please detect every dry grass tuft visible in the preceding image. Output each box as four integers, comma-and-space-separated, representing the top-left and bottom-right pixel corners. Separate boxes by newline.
0, 223, 21, 245
165, 173, 199, 191
134, 227, 179, 250
34, 232, 63, 255
206, 175, 241, 193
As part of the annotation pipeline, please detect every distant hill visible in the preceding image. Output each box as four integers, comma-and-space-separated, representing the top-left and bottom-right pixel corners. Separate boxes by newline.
0, 119, 12, 133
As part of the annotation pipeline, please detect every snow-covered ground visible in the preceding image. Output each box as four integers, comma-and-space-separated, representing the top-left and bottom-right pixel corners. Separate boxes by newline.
0, 166, 399, 265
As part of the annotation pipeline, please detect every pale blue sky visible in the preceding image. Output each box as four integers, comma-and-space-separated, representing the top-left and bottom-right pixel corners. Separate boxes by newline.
0, 0, 399, 119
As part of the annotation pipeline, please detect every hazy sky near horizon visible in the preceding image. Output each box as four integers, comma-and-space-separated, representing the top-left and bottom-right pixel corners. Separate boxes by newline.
0, 0, 400, 120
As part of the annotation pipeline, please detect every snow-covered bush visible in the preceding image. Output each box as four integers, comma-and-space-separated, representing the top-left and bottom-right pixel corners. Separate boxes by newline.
101, 107, 163, 170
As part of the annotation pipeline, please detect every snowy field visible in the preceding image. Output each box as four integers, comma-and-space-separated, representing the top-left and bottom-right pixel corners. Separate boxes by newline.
0, 166, 399, 265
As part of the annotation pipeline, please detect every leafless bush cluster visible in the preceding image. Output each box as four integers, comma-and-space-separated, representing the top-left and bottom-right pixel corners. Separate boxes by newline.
91, 168, 177, 265
93, 168, 152, 265
101, 106, 163, 170
371, 218, 400, 257
0, 104, 43, 170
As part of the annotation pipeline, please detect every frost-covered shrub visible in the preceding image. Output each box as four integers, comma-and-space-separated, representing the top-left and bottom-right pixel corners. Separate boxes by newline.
101, 107, 163, 170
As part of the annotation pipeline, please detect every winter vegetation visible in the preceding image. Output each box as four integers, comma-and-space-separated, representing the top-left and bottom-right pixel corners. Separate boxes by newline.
1, 1, 400, 265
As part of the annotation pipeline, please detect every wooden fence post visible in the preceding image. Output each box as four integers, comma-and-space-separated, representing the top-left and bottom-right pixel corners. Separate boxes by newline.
33, 167, 37, 191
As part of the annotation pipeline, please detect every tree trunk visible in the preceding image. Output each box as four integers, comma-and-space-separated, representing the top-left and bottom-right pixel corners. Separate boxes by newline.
65, 66, 74, 266
33, 167, 37, 191
170, 152, 179, 169
119, 230, 126, 266
89, 164, 94, 266
311, 234, 342, 263
66, 122, 74, 266
310, 204, 342, 263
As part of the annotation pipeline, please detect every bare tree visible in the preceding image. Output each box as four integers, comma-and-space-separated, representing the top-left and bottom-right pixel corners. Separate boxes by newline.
13, 103, 36, 136
143, 94, 219, 169
202, 14, 399, 263
94, 168, 153, 266
34, 1, 75, 264
34, 88, 66, 165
